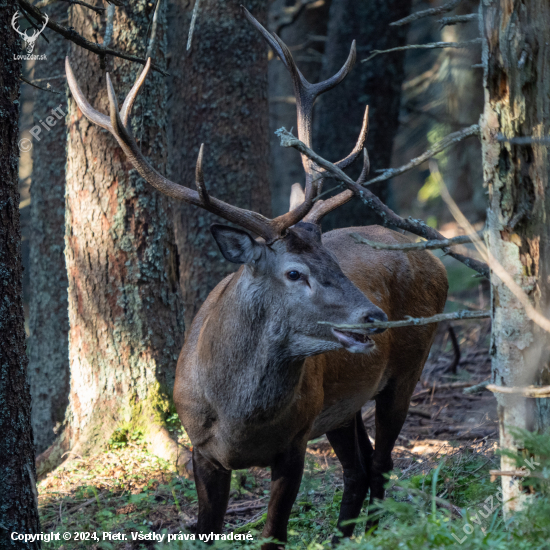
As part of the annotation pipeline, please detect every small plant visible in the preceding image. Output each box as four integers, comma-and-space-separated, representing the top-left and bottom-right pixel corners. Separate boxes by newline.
107, 427, 145, 449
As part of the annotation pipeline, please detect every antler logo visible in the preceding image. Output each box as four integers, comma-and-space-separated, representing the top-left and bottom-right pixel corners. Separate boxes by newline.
12, 11, 49, 54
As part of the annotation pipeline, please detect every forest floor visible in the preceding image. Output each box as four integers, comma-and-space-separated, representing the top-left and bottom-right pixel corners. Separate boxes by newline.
37, 305, 503, 549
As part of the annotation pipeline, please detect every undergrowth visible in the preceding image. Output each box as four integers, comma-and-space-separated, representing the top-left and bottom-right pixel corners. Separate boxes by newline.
38, 429, 550, 550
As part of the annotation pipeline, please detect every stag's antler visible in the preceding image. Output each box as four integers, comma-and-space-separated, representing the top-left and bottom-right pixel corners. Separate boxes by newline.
242, 7, 370, 226
65, 9, 362, 242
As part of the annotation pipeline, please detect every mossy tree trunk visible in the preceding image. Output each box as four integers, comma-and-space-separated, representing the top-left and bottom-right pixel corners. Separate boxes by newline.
480, 0, 550, 512
0, 1, 41, 545
28, 2, 70, 455
314, 0, 412, 230
167, 0, 270, 328
40, 1, 186, 470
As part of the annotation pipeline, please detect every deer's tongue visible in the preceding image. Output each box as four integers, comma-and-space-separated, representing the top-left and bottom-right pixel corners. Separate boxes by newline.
332, 328, 373, 351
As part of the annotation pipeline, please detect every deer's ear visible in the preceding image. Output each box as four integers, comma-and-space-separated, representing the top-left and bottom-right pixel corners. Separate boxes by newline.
210, 225, 264, 264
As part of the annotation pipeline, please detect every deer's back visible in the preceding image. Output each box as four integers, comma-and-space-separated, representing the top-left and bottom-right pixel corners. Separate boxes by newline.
307, 225, 448, 438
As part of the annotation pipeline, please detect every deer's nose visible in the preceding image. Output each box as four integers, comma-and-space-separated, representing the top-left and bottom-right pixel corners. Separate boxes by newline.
360, 308, 388, 334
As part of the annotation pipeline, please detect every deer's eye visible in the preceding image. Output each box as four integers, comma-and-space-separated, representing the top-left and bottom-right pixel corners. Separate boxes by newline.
286, 270, 301, 281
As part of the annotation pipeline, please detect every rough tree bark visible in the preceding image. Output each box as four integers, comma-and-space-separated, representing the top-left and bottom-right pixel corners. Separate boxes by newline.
167, 0, 271, 328
314, 0, 412, 230
0, 0, 41, 545
28, 2, 70, 455
480, 0, 550, 512
38, 1, 186, 473
268, 0, 331, 216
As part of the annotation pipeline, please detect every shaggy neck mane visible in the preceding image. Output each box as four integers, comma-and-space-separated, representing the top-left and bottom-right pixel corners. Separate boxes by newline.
197, 268, 305, 422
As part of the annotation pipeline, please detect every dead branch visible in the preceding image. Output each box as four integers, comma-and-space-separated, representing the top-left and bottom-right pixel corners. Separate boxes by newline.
187, 0, 202, 51
486, 384, 550, 398
362, 38, 482, 64
35, 0, 105, 15
412, 381, 482, 399
438, 13, 478, 27
276, 127, 490, 277
391, 0, 463, 27
365, 124, 480, 186
318, 309, 490, 331
463, 380, 490, 394
351, 232, 479, 251
497, 134, 550, 145
20, 74, 61, 94
490, 470, 548, 482
17, 0, 168, 75
271, 0, 320, 34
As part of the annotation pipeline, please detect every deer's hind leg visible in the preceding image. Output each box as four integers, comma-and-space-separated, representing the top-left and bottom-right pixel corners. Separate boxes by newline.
193, 448, 231, 535
326, 410, 372, 540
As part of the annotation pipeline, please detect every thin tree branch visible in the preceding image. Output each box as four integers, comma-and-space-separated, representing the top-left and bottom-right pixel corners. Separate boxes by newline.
351, 233, 480, 251
486, 384, 550, 398
365, 124, 480, 185
433, 163, 550, 334
497, 134, 550, 145
35, 0, 105, 15
391, 0, 463, 27
271, 0, 320, 34
489, 470, 548, 480
187, 0, 202, 51
17, 0, 168, 75
438, 13, 478, 27
20, 74, 61, 94
18, 3, 50, 43
103, 3, 115, 49
463, 380, 490, 394
319, 310, 490, 331
276, 128, 490, 278
362, 39, 482, 64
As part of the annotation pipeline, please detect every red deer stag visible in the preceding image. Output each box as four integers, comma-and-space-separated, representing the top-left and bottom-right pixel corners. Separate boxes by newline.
65, 8, 447, 548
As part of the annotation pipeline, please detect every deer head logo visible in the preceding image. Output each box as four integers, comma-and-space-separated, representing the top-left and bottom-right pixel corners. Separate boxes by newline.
12, 11, 49, 54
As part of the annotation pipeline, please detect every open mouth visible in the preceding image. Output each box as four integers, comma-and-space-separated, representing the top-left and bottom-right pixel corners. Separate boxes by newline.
332, 328, 374, 352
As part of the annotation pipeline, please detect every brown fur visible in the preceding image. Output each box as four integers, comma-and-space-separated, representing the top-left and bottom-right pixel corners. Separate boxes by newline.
173, 225, 447, 548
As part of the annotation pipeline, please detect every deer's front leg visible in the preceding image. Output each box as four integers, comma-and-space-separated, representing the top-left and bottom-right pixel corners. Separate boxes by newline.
193, 448, 231, 536
261, 443, 307, 550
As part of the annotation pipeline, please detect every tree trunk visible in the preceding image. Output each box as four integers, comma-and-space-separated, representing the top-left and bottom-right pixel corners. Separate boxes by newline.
314, 0, 412, 230
39, 1, 186, 471
268, 0, 331, 216
167, 0, 271, 328
480, 0, 550, 513
0, 1, 41, 545
28, 2, 70, 455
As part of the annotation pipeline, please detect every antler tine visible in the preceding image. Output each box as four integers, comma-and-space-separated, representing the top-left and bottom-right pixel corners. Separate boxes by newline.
65, 57, 112, 131
303, 148, 370, 225
243, 7, 358, 236
335, 105, 369, 171
195, 143, 210, 205
66, 57, 285, 243
119, 58, 152, 130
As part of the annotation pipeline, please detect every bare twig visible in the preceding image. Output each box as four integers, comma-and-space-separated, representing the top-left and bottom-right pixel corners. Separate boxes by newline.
145, 0, 161, 59
490, 470, 548, 481
365, 124, 480, 186
486, 384, 550, 398
35, 0, 105, 15
391, 0, 463, 27
318, 310, 490, 331
412, 381, 482, 399
17, 0, 168, 75
350, 232, 479, 251
497, 134, 550, 145
433, 163, 550, 333
187, 0, 202, 51
20, 74, 61, 94
362, 39, 482, 64
463, 380, 490, 394
103, 3, 115, 49
271, 0, 319, 34
391, 485, 463, 517
438, 13, 478, 27
276, 127, 489, 277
